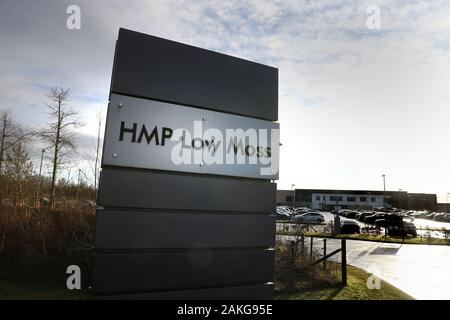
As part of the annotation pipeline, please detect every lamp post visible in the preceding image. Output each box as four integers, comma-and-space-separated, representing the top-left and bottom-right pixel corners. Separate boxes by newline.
382, 174, 387, 240
333, 191, 341, 235
291, 184, 295, 208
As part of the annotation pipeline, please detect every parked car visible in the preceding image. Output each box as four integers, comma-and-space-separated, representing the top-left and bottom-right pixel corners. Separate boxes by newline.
340, 220, 361, 234
340, 210, 358, 219
293, 212, 325, 223
294, 207, 310, 214
387, 221, 417, 237
276, 206, 292, 219
276, 210, 290, 220
339, 209, 351, 217
373, 214, 403, 227
357, 211, 373, 222
434, 213, 450, 222
348, 211, 360, 219
364, 213, 387, 224
410, 210, 429, 218
425, 213, 436, 220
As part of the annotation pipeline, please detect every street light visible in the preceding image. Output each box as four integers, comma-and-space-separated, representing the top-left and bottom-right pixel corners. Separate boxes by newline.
382, 174, 387, 240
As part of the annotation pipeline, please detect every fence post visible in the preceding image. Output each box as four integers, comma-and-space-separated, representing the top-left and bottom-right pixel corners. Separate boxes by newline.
310, 236, 313, 258
323, 238, 327, 270
341, 238, 347, 286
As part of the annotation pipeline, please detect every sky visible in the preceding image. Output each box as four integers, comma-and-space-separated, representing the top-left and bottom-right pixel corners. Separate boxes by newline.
1, 0, 450, 201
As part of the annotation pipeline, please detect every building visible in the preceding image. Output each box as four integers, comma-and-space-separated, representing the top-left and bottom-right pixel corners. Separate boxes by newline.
437, 203, 450, 213
276, 189, 295, 206
277, 188, 437, 211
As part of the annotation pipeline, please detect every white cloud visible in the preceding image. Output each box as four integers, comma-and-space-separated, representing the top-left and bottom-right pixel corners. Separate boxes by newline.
1, 0, 450, 197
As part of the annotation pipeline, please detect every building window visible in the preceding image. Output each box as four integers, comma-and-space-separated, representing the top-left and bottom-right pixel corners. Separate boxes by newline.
360, 197, 367, 202
371, 197, 376, 202
347, 197, 356, 202
330, 196, 343, 202
315, 196, 321, 201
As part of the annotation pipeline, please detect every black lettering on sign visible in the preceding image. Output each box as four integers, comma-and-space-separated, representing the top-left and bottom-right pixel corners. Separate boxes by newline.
137, 124, 159, 145
119, 121, 137, 142
161, 127, 173, 146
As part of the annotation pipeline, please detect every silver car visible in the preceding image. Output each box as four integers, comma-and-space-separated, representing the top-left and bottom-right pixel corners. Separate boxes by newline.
293, 212, 325, 223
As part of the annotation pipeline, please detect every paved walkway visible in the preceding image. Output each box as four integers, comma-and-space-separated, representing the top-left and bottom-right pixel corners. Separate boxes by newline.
279, 235, 450, 299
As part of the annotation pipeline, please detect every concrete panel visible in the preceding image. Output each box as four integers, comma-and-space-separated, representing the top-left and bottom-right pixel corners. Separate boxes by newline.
95, 210, 275, 249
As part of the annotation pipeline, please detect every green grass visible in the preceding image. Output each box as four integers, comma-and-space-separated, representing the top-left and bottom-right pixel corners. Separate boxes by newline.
277, 231, 450, 246
276, 265, 414, 300
0, 277, 89, 300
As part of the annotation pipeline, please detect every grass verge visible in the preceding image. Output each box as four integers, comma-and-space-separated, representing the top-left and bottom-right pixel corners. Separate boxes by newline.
276, 264, 414, 300
277, 231, 450, 246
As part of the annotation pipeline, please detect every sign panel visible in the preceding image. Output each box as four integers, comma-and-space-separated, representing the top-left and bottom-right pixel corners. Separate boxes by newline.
102, 93, 279, 179
112, 28, 278, 121
94, 28, 277, 300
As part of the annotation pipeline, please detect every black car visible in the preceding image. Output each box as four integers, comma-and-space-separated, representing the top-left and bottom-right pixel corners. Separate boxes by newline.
364, 213, 387, 224
374, 214, 403, 228
345, 211, 359, 219
387, 221, 417, 237
357, 211, 373, 222
340, 220, 361, 234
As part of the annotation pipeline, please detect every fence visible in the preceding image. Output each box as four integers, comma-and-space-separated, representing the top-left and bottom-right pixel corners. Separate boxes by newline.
275, 235, 347, 292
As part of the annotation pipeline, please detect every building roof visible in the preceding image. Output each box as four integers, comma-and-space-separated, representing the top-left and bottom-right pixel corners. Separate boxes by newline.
278, 188, 436, 197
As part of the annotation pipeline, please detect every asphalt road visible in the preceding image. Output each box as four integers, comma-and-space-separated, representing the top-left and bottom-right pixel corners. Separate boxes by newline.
278, 234, 450, 300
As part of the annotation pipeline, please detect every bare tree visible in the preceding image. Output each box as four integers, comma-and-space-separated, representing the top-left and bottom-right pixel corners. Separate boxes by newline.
81, 105, 104, 199
0, 110, 34, 200
93, 106, 104, 197
40, 87, 84, 208
4, 142, 34, 207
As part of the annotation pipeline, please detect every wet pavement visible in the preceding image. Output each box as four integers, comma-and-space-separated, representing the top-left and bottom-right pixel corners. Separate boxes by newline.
278, 234, 450, 300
